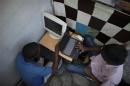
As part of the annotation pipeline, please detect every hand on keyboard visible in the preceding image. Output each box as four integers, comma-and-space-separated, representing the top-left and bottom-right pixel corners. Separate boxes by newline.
74, 35, 83, 41
75, 42, 84, 52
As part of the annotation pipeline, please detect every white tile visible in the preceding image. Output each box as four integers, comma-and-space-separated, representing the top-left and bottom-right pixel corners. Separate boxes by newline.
64, 0, 78, 9
66, 18, 76, 30
96, 1, 115, 7
101, 23, 122, 37
92, 2, 114, 21
77, 11, 91, 25
54, 2, 66, 17
95, 2, 114, 13
123, 23, 130, 31
105, 38, 122, 45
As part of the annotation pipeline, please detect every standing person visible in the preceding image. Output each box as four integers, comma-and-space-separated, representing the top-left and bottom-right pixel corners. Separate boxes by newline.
67, 35, 128, 86
16, 42, 53, 86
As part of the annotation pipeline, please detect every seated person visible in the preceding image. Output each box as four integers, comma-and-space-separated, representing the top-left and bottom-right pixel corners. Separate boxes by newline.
16, 42, 53, 86
67, 35, 128, 86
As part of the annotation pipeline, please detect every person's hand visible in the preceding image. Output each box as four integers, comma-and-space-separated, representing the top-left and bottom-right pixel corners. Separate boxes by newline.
72, 58, 83, 65
84, 65, 92, 76
75, 42, 84, 52
84, 66, 102, 86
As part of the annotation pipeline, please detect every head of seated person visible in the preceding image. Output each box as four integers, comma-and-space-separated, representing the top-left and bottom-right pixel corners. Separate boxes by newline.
101, 44, 128, 66
22, 42, 41, 62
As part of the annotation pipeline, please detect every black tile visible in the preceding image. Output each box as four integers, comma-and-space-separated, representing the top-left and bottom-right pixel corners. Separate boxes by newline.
65, 5, 77, 20
53, 0, 64, 3
67, 26, 75, 33
88, 16, 106, 31
114, 29, 130, 43
78, 0, 95, 15
56, 16, 66, 22
108, 10, 130, 28
96, 32, 111, 44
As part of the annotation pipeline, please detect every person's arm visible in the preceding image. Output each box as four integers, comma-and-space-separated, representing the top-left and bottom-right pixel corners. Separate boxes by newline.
101, 65, 123, 86
84, 66, 102, 86
101, 81, 115, 86
75, 42, 102, 52
34, 65, 52, 77
40, 66, 52, 76
83, 46, 101, 52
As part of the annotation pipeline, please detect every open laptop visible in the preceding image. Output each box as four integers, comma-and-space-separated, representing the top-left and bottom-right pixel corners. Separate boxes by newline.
59, 33, 81, 59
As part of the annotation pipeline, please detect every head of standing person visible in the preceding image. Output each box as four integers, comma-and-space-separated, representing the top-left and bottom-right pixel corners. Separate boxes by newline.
22, 42, 41, 62
101, 44, 128, 66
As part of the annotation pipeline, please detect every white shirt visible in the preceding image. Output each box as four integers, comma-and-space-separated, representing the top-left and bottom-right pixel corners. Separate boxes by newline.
90, 54, 123, 86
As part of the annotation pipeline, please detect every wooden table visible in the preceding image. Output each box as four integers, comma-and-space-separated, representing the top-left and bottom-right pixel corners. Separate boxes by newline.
39, 32, 74, 72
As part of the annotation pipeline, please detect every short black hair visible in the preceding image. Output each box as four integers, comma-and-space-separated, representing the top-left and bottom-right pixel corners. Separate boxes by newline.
22, 42, 40, 62
101, 44, 128, 65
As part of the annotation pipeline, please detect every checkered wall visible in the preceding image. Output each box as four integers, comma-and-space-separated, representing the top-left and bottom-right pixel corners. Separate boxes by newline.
53, 0, 130, 45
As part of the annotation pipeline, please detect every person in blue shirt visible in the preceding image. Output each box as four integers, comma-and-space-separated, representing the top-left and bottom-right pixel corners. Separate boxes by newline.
16, 42, 52, 86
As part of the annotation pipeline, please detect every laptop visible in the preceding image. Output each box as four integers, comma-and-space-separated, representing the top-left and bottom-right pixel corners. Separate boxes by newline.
59, 33, 81, 59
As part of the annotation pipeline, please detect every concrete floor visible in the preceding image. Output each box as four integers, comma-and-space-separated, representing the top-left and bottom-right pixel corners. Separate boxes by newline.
48, 71, 96, 86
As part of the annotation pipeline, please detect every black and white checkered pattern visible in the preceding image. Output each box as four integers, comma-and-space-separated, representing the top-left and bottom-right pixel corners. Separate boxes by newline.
53, 0, 130, 45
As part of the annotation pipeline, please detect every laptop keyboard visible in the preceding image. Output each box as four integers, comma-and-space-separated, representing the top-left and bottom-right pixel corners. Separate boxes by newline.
62, 38, 76, 55
70, 41, 81, 59
62, 38, 80, 58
